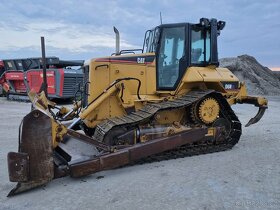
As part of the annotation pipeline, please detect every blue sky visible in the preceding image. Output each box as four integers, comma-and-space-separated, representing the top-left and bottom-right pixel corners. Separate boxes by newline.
0, 0, 279, 67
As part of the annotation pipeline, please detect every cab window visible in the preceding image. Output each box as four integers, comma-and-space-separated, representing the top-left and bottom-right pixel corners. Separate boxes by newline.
157, 26, 185, 89
191, 26, 210, 64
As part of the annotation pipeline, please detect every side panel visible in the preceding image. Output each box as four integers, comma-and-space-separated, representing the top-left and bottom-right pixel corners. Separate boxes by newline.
5, 72, 24, 80
109, 62, 147, 95
5, 72, 26, 93
181, 67, 238, 83
86, 59, 110, 126
26, 70, 56, 95
146, 59, 157, 94
88, 60, 110, 102
61, 69, 83, 98
85, 54, 156, 128
176, 66, 241, 96
55, 69, 64, 97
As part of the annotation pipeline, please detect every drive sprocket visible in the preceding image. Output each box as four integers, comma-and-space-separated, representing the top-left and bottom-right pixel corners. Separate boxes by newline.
198, 97, 220, 124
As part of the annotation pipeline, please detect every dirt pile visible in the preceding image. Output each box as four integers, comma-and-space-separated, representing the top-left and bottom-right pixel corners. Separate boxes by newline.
219, 55, 280, 95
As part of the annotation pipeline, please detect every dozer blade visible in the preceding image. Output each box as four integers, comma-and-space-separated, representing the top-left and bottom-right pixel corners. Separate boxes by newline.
7, 110, 54, 196
245, 106, 267, 127
6, 110, 210, 196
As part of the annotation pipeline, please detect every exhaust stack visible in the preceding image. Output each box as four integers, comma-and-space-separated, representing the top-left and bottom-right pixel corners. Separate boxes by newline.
113, 27, 120, 55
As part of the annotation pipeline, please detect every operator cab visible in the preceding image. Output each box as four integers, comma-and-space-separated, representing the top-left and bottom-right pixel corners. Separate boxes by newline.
143, 18, 225, 90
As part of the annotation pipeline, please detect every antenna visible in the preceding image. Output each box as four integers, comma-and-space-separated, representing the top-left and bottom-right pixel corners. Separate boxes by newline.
160, 12, 163, 24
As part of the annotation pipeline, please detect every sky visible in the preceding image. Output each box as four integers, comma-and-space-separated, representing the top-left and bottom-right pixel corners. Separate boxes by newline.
0, 0, 279, 68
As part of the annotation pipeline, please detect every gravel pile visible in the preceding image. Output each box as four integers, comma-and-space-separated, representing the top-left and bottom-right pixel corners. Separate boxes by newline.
273, 71, 280, 80
220, 55, 280, 95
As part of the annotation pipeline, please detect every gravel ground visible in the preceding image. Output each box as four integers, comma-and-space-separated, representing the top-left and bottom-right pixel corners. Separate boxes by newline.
0, 97, 279, 210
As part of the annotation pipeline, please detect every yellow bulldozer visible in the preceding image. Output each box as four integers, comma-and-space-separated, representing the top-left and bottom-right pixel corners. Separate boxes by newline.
7, 18, 267, 196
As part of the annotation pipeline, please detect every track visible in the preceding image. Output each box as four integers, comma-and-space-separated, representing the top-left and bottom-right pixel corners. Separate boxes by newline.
93, 90, 242, 163
139, 92, 242, 163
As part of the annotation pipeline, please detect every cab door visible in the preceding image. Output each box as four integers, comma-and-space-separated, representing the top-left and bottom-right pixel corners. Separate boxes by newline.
156, 25, 187, 90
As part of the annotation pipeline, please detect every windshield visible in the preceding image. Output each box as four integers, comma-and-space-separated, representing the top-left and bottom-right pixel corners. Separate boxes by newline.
191, 26, 210, 64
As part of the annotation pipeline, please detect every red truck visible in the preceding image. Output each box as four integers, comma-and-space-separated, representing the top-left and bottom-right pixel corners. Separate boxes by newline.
0, 57, 84, 101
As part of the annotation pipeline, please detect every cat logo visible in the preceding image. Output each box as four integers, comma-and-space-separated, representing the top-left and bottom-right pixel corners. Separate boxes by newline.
137, 57, 145, 64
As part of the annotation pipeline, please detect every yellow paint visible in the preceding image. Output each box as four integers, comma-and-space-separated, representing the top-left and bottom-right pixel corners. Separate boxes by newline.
198, 97, 220, 124
82, 58, 252, 128
181, 67, 239, 83
51, 120, 67, 148
155, 109, 184, 124
29, 52, 267, 131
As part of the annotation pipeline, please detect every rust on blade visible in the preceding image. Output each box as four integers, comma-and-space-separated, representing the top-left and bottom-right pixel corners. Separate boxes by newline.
129, 128, 206, 161
7, 110, 54, 196
100, 150, 130, 170
19, 110, 54, 181
7, 152, 29, 182
70, 159, 101, 177
67, 129, 111, 151
69, 128, 207, 177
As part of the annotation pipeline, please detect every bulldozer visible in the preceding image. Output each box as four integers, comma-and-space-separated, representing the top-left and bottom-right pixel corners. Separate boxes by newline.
7, 18, 268, 196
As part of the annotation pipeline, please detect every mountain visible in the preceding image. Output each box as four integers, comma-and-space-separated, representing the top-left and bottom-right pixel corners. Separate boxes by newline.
219, 55, 280, 95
